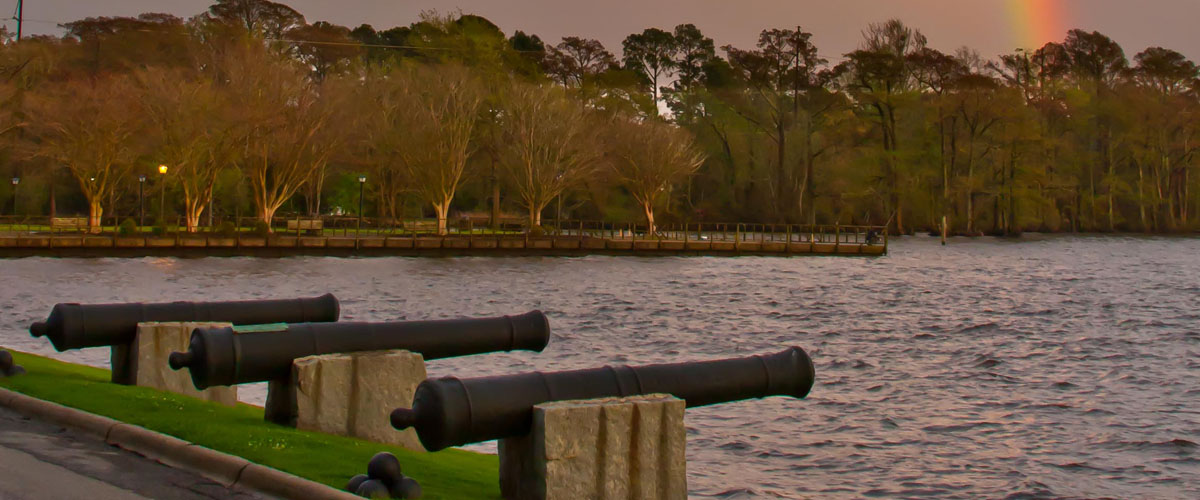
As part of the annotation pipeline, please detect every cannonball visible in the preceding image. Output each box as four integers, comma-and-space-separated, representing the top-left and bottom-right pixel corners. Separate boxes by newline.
354, 478, 390, 499
345, 474, 369, 493
388, 476, 422, 499
366, 452, 402, 483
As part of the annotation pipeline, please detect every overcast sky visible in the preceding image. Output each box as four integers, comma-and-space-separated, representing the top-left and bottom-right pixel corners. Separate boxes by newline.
6, 1, 1199, 62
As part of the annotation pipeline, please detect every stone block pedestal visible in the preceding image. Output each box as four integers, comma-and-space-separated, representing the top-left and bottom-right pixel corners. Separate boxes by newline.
499, 394, 686, 500
111, 322, 238, 406
271, 350, 426, 451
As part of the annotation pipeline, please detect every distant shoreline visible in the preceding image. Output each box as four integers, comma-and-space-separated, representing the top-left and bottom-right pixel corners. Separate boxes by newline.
0, 234, 887, 258
898, 231, 1200, 240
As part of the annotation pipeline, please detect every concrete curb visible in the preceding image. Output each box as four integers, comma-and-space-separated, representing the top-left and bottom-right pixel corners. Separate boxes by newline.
0, 387, 360, 500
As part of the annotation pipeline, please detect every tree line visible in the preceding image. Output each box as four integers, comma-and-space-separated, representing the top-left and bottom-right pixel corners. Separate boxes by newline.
1, 0, 1197, 235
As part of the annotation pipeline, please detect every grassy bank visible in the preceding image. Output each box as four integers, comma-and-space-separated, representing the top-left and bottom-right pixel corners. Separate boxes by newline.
0, 350, 500, 499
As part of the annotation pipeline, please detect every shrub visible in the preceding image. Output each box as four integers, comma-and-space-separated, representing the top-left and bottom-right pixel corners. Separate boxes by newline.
151, 218, 171, 236
252, 220, 271, 236
117, 218, 138, 235
214, 221, 237, 237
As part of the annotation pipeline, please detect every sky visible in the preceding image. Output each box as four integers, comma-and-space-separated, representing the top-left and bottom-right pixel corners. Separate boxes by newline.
5, 1, 1199, 62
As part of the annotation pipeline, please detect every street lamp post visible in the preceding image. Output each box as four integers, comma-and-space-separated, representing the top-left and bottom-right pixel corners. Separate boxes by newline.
554, 172, 564, 233
138, 175, 146, 228
357, 175, 366, 234
87, 177, 95, 232
10, 177, 19, 218
158, 165, 168, 229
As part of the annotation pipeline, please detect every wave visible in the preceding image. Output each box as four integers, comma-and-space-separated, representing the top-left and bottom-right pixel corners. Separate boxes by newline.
976, 358, 1003, 368
956, 322, 997, 333
921, 421, 1002, 433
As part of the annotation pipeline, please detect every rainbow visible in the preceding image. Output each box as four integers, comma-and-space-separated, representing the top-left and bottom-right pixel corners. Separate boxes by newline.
1005, 0, 1068, 50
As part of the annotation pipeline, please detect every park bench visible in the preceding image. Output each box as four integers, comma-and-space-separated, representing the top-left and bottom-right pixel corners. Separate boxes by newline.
50, 217, 89, 232
286, 218, 324, 235
402, 220, 440, 234
464, 215, 524, 226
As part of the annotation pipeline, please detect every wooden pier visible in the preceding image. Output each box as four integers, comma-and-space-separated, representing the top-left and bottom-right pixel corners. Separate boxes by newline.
0, 217, 887, 257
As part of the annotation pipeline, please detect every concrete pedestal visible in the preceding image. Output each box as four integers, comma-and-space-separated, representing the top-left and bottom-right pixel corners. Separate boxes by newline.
111, 322, 238, 406
275, 350, 426, 451
499, 394, 687, 500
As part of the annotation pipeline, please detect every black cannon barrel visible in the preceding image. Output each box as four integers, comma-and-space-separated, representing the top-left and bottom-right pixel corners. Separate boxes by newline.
390, 347, 814, 451
169, 310, 551, 390
29, 294, 341, 351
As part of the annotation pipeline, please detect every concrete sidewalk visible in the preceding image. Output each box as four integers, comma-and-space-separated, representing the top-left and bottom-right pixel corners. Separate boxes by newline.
0, 406, 272, 500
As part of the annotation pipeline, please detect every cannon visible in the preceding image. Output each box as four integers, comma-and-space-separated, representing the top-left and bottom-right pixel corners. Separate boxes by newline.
29, 294, 341, 352
29, 294, 341, 385
169, 310, 551, 389
390, 346, 814, 451
169, 310, 550, 425
0, 349, 25, 378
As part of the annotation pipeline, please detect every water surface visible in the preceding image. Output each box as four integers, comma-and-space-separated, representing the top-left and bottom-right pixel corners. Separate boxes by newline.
1, 235, 1196, 499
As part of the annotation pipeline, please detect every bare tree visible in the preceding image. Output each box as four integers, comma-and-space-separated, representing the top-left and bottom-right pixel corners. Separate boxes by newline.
350, 67, 412, 221
0, 82, 22, 138
499, 81, 601, 228
199, 0, 306, 38
394, 64, 483, 235
543, 37, 616, 88
286, 21, 361, 82
138, 68, 235, 232
27, 77, 144, 231
605, 118, 705, 233
0, 81, 24, 185
298, 77, 354, 217
218, 40, 333, 227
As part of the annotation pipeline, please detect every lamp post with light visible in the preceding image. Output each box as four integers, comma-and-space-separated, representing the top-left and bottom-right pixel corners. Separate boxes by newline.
10, 177, 19, 218
157, 165, 168, 228
357, 175, 366, 234
138, 175, 146, 228
87, 177, 95, 231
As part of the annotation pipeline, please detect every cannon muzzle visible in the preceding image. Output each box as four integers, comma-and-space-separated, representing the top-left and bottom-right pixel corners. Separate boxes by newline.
172, 310, 551, 390
29, 294, 341, 351
390, 347, 814, 451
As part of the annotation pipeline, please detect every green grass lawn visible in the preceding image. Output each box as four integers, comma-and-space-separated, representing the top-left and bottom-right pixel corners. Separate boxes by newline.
0, 350, 500, 499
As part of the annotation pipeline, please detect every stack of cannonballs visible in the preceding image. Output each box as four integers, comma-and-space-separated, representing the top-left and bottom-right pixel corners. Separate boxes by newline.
0, 350, 24, 378
347, 452, 421, 499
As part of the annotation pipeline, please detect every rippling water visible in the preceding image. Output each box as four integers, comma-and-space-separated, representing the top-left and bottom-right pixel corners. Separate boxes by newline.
1, 235, 1197, 499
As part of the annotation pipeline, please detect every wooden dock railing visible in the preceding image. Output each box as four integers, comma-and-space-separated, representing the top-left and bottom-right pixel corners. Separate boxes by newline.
0, 215, 888, 256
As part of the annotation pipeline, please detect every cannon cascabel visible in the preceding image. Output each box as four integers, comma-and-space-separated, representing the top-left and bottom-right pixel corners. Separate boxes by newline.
390, 346, 815, 451
170, 310, 551, 390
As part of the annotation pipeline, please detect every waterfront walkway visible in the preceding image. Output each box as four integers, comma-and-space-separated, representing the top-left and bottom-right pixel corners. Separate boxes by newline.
0, 233, 886, 257
0, 405, 269, 499
0, 219, 887, 257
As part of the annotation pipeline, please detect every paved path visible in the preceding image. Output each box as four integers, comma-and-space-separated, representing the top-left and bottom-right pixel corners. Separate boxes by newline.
0, 406, 272, 500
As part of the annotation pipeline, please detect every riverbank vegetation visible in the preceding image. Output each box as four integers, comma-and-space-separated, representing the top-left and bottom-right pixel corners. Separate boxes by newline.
0, 349, 499, 498
0, 0, 1197, 235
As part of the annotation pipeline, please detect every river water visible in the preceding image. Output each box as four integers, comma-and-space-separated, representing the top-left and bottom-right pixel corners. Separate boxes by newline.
1, 235, 1196, 499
